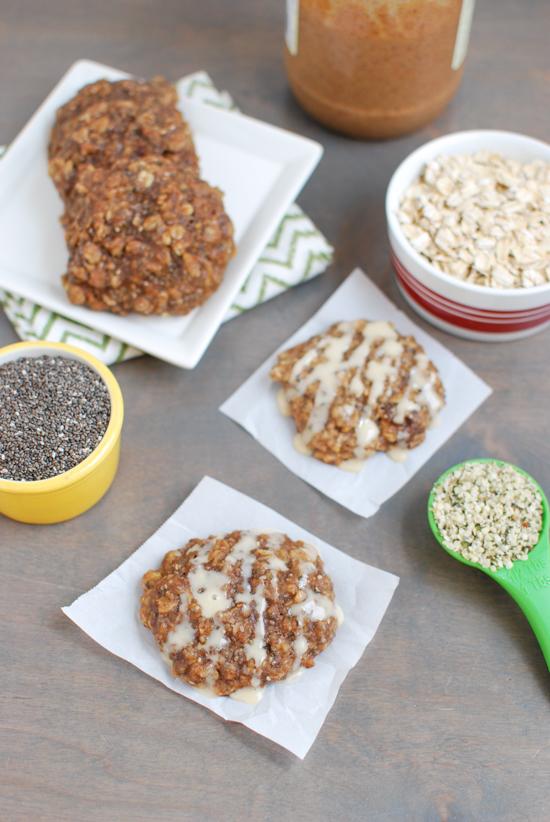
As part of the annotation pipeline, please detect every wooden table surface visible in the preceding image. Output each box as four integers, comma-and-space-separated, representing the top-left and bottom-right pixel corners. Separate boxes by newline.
1, 2, 549, 820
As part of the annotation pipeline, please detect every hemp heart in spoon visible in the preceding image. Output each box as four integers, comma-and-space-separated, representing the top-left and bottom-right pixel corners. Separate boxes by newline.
398, 151, 550, 289
0, 355, 111, 482
432, 462, 544, 571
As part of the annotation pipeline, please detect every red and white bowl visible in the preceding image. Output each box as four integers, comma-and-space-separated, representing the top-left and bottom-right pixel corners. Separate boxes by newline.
386, 130, 550, 341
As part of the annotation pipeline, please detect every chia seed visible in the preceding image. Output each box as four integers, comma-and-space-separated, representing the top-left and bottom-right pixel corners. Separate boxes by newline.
0, 355, 111, 482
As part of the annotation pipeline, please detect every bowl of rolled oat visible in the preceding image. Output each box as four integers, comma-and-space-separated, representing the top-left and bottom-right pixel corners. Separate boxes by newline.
428, 458, 550, 670
386, 130, 550, 341
0, 340, 124, 524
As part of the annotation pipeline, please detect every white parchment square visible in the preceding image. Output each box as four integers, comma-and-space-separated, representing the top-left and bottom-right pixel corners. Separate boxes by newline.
63, 476, 399, 759
220, 269, 492, 518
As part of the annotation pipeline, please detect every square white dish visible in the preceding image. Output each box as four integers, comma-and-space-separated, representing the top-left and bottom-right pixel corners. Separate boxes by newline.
0, 60, 323, 368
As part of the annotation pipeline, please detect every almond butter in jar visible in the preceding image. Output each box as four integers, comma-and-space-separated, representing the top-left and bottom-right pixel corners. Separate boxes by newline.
284, 0, 476, 139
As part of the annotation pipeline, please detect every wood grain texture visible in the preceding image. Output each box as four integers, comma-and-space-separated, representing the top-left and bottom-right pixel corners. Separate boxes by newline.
0, 1, 549, 819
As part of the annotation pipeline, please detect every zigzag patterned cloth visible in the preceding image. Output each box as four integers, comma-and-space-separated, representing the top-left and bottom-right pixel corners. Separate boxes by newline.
0, 71, 333, 364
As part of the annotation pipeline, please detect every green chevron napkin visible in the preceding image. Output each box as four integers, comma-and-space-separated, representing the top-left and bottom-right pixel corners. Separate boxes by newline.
0, 71, 333, 364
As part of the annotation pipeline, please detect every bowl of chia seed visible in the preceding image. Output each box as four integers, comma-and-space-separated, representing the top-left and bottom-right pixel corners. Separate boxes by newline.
0, 341, 124, 524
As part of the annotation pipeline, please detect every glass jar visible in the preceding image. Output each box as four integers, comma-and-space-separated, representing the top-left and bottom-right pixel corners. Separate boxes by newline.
284, 0, 476, 139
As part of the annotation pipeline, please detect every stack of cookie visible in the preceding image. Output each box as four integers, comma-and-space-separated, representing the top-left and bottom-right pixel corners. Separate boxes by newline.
48, 77, 235, 316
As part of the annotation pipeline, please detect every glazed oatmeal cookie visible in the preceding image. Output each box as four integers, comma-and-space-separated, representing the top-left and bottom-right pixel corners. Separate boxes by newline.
49, 76, 198, 199
62, 155, 235, 315
140, 530, 342, 700
270, 319, 445, 467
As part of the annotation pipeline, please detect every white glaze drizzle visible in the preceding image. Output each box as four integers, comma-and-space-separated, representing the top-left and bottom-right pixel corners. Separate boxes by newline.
244, 583, 267, 667
291, 635, 309, 672
230, 686, 264, 705
162, 531, 341, 701
393, 353, 444, 425
285, 669, 304, 683
276, 388, 291, 417
289, 332, 351, 445
188, 566, 232, 618
293, 432, 311, 456
388, 447, 409, 463
339, 458, 365, 473
162, 601, 194, 663
293, 634, 308, 660
290, 592, 339, 622
204, 624, 228, 651
288, 580, 344, 672
283, 321, 396, 460
276, 320, 443, 466
355, 414, 379, 450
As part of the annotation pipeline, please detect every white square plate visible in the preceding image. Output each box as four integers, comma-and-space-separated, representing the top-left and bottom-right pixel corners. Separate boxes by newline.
0, 60, 322, 368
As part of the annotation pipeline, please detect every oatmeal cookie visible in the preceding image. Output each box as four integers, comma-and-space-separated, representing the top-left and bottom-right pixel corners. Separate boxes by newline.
270, 319, 445, 467
140, 531, 342, 699
49, 76, 198, 199
61, 154, 235, 315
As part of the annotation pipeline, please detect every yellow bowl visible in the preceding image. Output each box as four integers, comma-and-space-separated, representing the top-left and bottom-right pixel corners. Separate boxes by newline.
0, 341, 124, 524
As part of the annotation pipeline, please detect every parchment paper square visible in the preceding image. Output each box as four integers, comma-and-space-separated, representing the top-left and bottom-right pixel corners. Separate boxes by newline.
63, 476, 399, 758
221, 269, 492, 518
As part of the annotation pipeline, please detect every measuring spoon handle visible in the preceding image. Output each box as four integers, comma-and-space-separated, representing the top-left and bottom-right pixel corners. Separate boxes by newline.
500, 542, 550, 671
514, 588, 550, 671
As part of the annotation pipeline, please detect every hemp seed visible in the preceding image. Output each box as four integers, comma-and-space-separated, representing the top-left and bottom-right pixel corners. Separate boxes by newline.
432, 461, 544, 571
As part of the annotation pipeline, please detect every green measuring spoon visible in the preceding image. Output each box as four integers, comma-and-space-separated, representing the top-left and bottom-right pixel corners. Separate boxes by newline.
428, 457, 550, 671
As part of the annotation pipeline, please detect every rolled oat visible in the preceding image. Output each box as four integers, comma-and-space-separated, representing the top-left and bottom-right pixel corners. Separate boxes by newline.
398, 152, 550, 289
